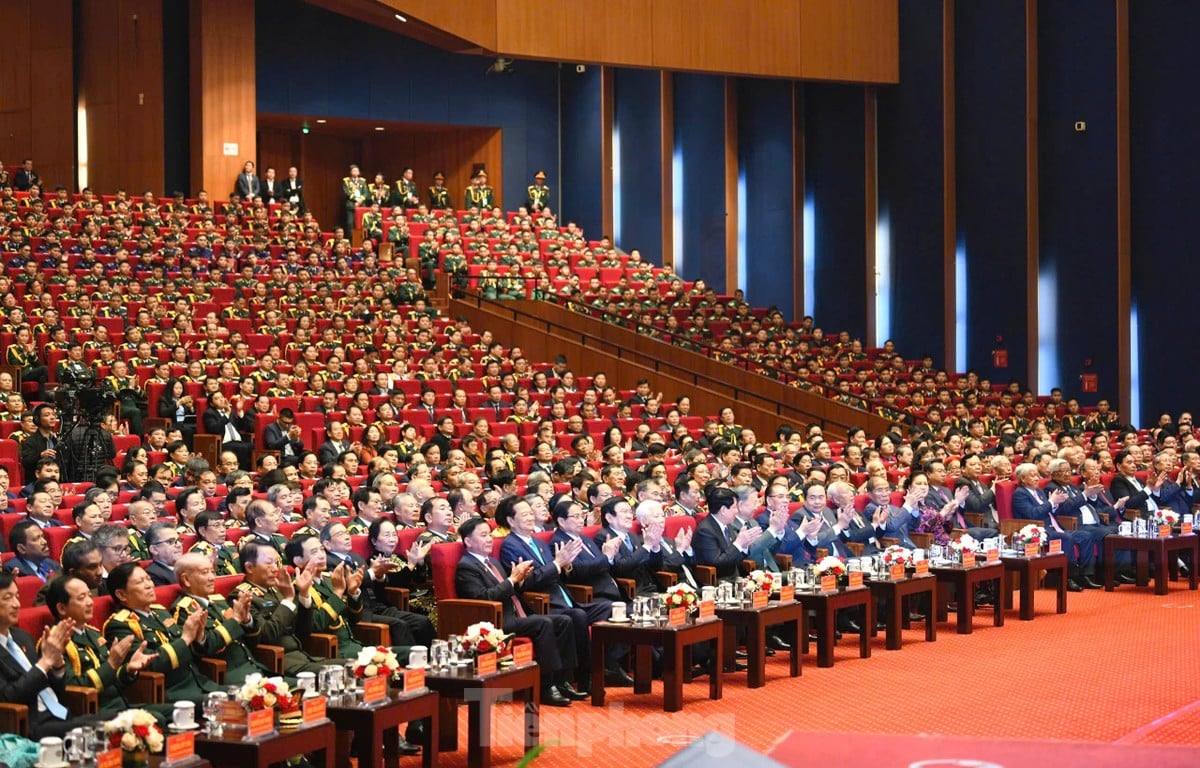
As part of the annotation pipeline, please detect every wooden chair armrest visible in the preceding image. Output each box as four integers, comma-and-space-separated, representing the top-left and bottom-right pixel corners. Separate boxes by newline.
1099, 512, 1110, 525
303, 633, 338, 659
963, 512, 985, 527
1057, 515, 1079, 531
523, 592, 551, 614
615, 578, 636, 600
356, 622, 391, 647
129, 671, 165, 703
64, 685, 98, 716
774, 554, 793, 571
740, 559, 757, 575
0, 702, 27, 737
878, 537, 900, 548
565, 584, 593, 604
382, 586, 410, 611
653, 571, 678, 590
693, 565, 717, 586
1123, 510, 1139, 522
200, 658, 227, 687
251, 644, 285, 674
815, 548, 829, 559
846, 542, 865, 556
910, 532, 934, 549
436, 599, 503, 639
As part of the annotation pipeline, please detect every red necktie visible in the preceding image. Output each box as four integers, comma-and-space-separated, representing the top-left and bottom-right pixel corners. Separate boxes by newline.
484, 558, 526, 617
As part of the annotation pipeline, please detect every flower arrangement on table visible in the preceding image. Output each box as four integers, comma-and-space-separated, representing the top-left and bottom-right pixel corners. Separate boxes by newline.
103, 708, 164, 756
746, 569, 776, 593
665, 583, 699, 612
1014, 524, 1046, 547
881, 545, 913, 568
1150, 509, 1180, 528
949, 533, 978, 553
813, 556, 847, 580
236, 673, 300, 714
353, 645, 400, 679
459, 621, 513, 659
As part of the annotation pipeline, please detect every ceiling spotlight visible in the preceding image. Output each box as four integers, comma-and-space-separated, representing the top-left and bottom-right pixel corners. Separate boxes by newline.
316, 119, 327, 124
394, 13, 407, 22
375, 127, 385, 131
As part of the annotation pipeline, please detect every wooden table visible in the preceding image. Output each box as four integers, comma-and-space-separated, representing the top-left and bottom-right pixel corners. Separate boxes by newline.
327, 687, 439, 768
714, 599, 804, 688
931, 561, 1005, 634
797, 585, 873, 667
422, 661, 539, 768
867, 573, 937, 650
1104, 533, 1200, 595
1001, 551, 1068, 620
194, 719, 335, 768
590, 615, 723, 712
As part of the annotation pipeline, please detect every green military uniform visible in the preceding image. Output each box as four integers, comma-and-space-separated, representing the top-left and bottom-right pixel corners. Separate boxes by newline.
392, 179, 419, 208
189, 540, 241, 576
246, 532, 288, 558
128, 528, 151, 562
345, 516, 372, 536
231, 580, 333, 677
417, 238, 440, 287
428, 184, 451, 210
308, 578, 410, 663
342, 175, 369, 231
442, 252, 468, 292
368, 183, 391, 207
361, 210, 383, 242
718, 424, 743, 444
61, 626, 171, 720
171, 593, 273, 686
526, 177, 550, 212
464, 184, 495, 211
102, 604, 220, 705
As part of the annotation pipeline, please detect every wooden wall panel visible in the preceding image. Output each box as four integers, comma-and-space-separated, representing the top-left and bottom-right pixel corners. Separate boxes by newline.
190, 0, 256, 198
649, 0, 803, 77
494, 0, 652, 67
362, 128, 503, 212
800, 0, 900, 84
0, 0, 72, 188
386, 0, 497, 49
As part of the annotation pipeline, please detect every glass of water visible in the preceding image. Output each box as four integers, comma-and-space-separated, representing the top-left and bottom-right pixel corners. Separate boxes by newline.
431, 639, 450, 670
204, 692, 227, 735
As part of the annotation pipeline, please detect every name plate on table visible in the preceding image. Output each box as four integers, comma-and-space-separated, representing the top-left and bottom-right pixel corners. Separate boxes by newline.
1024, 543, 1039, 558
779, 585, 795, 602
819, 575, 837, 592
848, 571, 864, 588
98, 750, 123, 768
914, 560, 929, 576
890, 564, 906, 580
698, 599, 715, 619
401, 668, 426, 693
165, 731, 196, 763
363, 674, 388, 703
1159, 525, 1172, 537
1183, 522, 1194, 535
247, 707, 276, 738
512, 643, 533, 666
985, 549, 999, 564
475, 651, 498, 676
961, 551, 976, 568
302, 696, 327, 724
668, 606, 687, 626
752, 591, 769, 608
1049, 539, 1062, 554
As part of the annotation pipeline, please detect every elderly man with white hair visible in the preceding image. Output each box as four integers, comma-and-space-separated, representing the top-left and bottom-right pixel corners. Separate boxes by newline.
1009, 462, 1099, 592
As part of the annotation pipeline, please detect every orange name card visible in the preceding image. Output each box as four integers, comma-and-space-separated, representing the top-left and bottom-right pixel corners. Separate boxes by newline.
914, 560, 929, 576
363, 674, 388, 703
667, 606, 687, 626
247, 707, 275, 738
401, 668, 426, 693
1024, 543, 1039, 558
848, 571, 864, 588
475, 651, 498, 676
302, 695, 327, 724
986, 548, 999, 564
698, 599, 715, 619
1159, 525, 1172, 537
751, 590, 769, 608
890, 564, 906, 580
512, 642, 533, 667
1182, 522, 1194, 535
165, 731, 196, 763
819, 575, 837, 592
1048, 539, 1062, 554
97, 750, 123, 768
961, 551, 976, 568
779, 585, 795, 602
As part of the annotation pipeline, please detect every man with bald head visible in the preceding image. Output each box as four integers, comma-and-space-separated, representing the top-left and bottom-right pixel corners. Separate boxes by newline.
1010, 462, 1099, 591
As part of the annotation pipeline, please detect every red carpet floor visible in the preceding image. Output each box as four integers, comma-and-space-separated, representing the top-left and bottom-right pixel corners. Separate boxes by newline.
412, 579, 1200, 766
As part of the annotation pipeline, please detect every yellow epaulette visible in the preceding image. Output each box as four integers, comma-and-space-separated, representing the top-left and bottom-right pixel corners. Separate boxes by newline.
64, 642, 83, 677
103, 609, 141, 640
150, 604, 166, 612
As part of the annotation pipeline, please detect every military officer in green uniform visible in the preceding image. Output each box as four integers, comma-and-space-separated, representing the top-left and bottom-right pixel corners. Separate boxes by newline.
172, 553, 274, 686
103, 562, 220, 706
392, 167, 419, 209
427, 172, 451, 210
189, 513, 241, 576
464, 169, 495, 211
442, 250, 469, 293
46, 575, 164, 718
126, 501, 155, 562
360, 201, 384, 243
245, 502, 289, 557
368, 173, 391, 207
342, 164, 369, 232
526, 170, 551, 212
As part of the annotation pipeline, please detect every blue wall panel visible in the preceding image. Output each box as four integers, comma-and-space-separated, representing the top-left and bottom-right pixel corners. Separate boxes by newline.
955, 0, 1028, 385
878, 0, 945, 362
1038, 0, 1118, 406
1130, 1, 1200, 421
738, 78, 795, 318
674, 73, 728, 292
559, 66, 603, 237
805, 83, 867, 340
613, 68, 662, 262
254, 1, 560, 218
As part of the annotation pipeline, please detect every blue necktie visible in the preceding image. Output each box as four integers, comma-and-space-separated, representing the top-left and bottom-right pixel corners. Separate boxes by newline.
527, 539, 573, 607
5, 635, 69, 719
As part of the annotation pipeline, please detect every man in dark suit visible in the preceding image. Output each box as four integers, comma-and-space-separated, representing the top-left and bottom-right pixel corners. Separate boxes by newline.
1047, 458, 1134, 583
317, 422, 353, 467
282, 166, 305, 212
862, 477, 925, 549
19, 404, 59, 481
0, 572, 101, 737
592, 497, 664, 598
958, 454, 1000, 532
202, 392, 255, 470
750, 479, 818, 569
1010, 463, 1098, 591
694, 487, 762, 583
6, 520, 61, 582
263, 408, 305, 460
633, 501, 700, 590
13, 158, 39, 191
143, 521, 181, 587
234, 161, 261, 199
455, 517, 578, 707
259, 167, 281, 204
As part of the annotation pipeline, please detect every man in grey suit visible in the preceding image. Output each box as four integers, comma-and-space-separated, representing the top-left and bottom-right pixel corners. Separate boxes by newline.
234, 160, 261, 199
